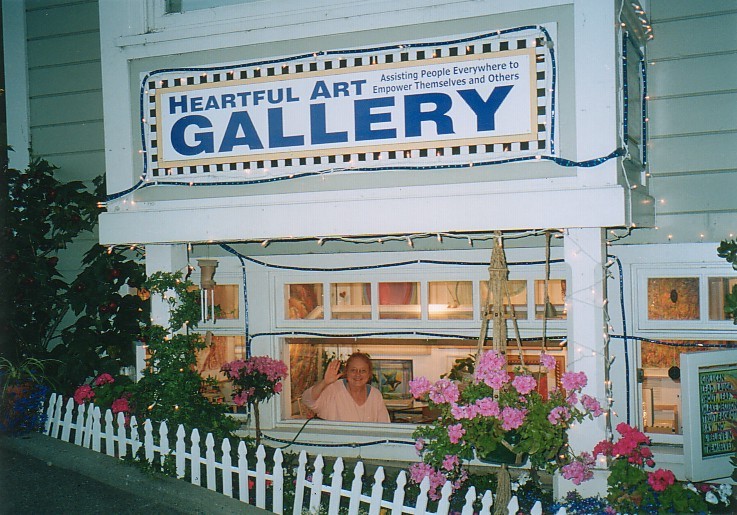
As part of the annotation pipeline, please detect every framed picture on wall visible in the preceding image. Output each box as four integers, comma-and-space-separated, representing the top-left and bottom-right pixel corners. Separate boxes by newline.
371, 359, 413, 405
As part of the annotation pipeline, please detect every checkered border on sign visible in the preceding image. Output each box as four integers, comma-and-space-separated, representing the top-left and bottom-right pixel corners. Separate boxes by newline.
144, 30, 553, 179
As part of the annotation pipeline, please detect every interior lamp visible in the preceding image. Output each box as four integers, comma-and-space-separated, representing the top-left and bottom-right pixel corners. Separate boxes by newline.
197, 258, 218, 322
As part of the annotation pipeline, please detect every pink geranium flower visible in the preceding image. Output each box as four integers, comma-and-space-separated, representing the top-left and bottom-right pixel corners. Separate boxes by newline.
561, 452, 595, 485
447, 423, 466, 443
409, 377, 433, 399
500, 406, 527, 431
429, 379, 460, 405
111, 397, 130, 414
512, 375, 537, 395
561, 371, 587, 391
540, 353, 557, 370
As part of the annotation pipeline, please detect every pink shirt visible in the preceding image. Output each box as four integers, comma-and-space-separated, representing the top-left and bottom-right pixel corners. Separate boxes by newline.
301, 380, 391, 423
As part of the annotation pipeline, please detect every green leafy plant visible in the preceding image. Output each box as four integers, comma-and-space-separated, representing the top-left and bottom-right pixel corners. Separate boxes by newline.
132, 272, 237, 440
1, 157, 98, 362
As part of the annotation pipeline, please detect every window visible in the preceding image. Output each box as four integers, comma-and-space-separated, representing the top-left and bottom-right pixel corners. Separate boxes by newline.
534, 279, 566, 319
640, 340, 734, 436
479, 279, 527, 319
429, 281, 473, 320
285, 337, 566, 423
378, 282, 420, 320
285, 283, 323, 320
708, 277, 737, 321
647, 277, 700, 321
330, 283, 371, 320
195, 334, 246, 403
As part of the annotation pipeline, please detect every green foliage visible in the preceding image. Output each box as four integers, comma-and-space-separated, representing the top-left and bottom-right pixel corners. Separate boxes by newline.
717, 239, 737, 324
132, 272, 237, 440
0, 157, 98, 362
54, 244, 149, 392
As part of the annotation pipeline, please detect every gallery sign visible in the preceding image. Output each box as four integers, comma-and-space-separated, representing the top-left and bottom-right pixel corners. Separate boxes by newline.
141, 27, 554, 181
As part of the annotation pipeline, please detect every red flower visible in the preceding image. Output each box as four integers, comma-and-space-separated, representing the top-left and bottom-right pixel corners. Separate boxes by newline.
647, 469, 675, 492
73, 385, 95, 405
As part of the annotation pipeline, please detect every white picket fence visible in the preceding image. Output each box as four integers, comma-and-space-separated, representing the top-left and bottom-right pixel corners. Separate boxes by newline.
42, 393, 558, 514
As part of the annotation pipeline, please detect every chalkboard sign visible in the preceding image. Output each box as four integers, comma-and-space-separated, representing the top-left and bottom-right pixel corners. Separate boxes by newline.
698, 368, 737, 457
682, 349, 737, 481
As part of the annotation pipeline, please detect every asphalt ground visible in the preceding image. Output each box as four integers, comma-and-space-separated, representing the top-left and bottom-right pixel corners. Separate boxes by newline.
0, 432, 270, 514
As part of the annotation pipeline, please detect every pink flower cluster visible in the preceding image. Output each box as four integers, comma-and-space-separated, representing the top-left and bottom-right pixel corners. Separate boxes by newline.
593, 423, 655, 467
540, 353, 557, 370
222, 356, 288, 382
547, 405, 571, 425
221, 355, 288, 406
408, 463, 449, 501
500, 406, 527, 431
580, 394, 603, 417
561, 371, 588, 391
561, 452, 595, 485
428, 379, 460, 405
93, 373, 114, 386
474, 350, 510, 389
511, 374, 537, 395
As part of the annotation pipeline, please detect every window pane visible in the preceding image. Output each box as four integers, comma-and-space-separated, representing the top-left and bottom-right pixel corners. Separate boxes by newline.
196, 335, 246, 404
479, 280, 527, 319
378, 282, 420, 319
213, 284, 239, 319
330, 282, 371, 320
647, 277, 700, 320
429, 281, 473, 320
708, 277, 737, 320
534, 279, 566, 319
285, 283, 323, 320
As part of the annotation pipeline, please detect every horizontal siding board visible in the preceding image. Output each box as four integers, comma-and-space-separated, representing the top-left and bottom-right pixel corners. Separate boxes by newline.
648, 92, 737, 137
647, 13, 737, 60
27, 32, 101, 68
26, 2, 100, 39
649, 132, 737, 175
44, 150, 106, 183
31, 121, 105, 156
25, 0, 96, 11
29, 62, 102, 97
651, 173, 737, 213
648, 53, 737, 98
30, 91, 103, 126
650, 0, 737, 21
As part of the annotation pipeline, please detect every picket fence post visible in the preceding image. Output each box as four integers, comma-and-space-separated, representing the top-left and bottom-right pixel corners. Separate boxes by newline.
159, 421, 169, 467
61, 398, 75, 442
326, 456, 344, 515
255, 445, 267, 509
91, 406, 102, 452
190, 428, 201, 486
73, 402, 86, 446
104, 410, 115, 456
175, 425, 186, 478
116, 411, 127, 457
415, 476, 431, 514
292, 451, 308, 515
44, 392, 57, 435
205, 433, 217, 491
347, 460, 364, 515
51, 394, 64, 439
390, 471, 407, 515
238, 440, 250, 504
221, 438, 233, 498
368, 466, 386, 515
272, 448, 284, 515
309, 454, 325, 513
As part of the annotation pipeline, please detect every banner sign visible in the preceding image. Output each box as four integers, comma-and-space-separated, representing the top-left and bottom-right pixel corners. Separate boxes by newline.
141, 27, 555, 182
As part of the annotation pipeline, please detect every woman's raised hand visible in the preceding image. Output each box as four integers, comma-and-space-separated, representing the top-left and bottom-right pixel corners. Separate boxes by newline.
323, 359, 343, 385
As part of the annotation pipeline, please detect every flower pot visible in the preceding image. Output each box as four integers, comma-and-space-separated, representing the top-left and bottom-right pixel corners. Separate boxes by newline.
0, 382, 47, 435
476, 432, 529, 466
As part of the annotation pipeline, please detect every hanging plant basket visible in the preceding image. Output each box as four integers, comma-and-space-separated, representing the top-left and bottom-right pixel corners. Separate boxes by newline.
476, 431, 529, 466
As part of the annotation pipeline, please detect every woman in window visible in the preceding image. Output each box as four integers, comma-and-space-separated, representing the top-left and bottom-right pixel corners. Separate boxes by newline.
301, 352, 390, 423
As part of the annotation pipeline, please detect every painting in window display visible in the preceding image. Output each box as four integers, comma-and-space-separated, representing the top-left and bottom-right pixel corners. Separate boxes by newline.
330, 282, 371, 320
534, 279, 566, 319
285, 283, 323, 319
378, 282, 420, 319
480, 279, 527, 319
708, 277, 737, 320
371, 359, 413, 404
428, 281, 473, 320
195, 335, 246, 401
647, 277, 700, 320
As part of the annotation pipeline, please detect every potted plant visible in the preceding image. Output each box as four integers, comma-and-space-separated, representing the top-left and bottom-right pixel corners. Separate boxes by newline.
221, 355, 288, 447
407, 349, 603, 501
0, 357, 54, 434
